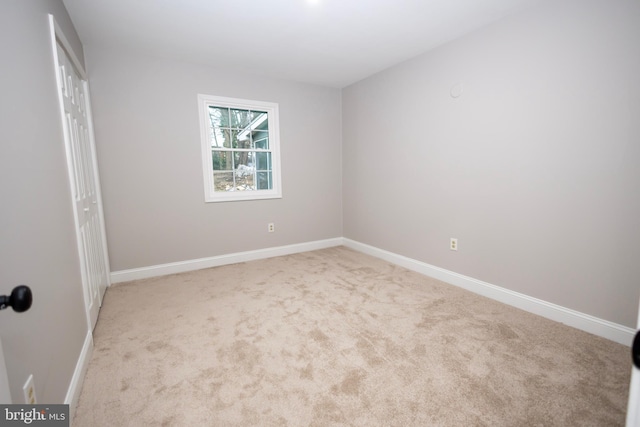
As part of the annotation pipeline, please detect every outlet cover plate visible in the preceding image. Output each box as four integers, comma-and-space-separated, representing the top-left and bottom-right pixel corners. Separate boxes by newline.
23, 374, 36, 404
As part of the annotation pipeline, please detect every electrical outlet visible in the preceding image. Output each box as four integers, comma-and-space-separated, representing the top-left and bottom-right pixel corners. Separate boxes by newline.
268, 223, 275, 233
450, 238, 458, 251
23, 374, 36, 404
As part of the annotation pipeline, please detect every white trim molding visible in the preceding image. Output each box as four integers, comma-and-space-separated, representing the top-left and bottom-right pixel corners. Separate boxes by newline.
65, 330, 93, 422
48, 15, 86, 79
110, 238, 344, 283
343, 239, 635, 346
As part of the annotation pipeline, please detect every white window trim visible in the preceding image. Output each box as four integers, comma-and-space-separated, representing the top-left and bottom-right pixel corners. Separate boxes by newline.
198, 94, 282, 203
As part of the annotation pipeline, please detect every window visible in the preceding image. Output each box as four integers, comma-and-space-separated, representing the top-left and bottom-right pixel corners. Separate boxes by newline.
198, 94, 282, 202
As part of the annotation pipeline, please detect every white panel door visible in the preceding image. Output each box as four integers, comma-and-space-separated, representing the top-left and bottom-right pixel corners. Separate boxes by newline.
627, 298, 640, 426
54, 42, 109, 331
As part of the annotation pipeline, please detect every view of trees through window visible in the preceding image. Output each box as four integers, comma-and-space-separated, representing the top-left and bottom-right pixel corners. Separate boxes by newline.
208, 106, 272, 192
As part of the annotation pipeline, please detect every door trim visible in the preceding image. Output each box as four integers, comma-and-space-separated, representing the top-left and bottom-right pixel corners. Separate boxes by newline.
0, 339, 11, 403
64, 331, 93, 422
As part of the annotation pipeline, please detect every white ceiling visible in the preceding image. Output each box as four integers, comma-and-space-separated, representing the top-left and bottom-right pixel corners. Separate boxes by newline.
62, 0, 544, 88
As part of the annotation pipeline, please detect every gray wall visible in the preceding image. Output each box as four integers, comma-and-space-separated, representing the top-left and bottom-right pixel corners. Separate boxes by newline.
0, 0, 88, 403
1, 0, 636, 408
342, 0, 640, 328
85, 48, 343, 272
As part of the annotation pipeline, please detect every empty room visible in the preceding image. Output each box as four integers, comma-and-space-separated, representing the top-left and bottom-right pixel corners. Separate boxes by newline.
1, 0, 639, 425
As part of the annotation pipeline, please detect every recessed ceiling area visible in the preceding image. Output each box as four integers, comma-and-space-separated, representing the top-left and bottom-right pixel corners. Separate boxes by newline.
62, 0, 546, 88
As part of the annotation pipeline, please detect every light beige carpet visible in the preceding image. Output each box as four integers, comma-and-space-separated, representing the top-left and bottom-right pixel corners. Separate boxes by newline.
73, 247, 631, 426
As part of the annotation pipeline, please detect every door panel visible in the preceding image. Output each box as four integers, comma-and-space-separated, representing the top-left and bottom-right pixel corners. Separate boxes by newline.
55, 42, 109, 331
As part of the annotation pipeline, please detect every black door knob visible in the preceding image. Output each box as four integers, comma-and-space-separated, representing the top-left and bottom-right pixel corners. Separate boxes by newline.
0, 285, 32, 313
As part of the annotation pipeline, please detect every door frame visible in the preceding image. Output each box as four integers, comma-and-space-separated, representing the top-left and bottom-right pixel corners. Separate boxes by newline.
627, 297, 640, 426
48, 15, 111, 331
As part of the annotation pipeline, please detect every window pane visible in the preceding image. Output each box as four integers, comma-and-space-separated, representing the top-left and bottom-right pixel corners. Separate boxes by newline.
234, 169, 255, 191
248, 151, 256, 168
211, 128, 235, 148
256, 152, 271, 171
252, 130, 269, 149
208, 106, 229, 128
233, 130, 250, 150
234, 151, 254, 168
257, 171, 272, 190
238, 111, 267, 144
212, 151, 233, 171
230, 108, 251, 128
211, 127, 224, 148
251, 111, 268, 130
234, 151, 255, 191
213, 171, 234, 192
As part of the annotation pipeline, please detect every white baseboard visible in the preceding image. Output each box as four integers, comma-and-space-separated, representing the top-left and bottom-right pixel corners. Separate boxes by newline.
109, 236, 634, 346
343, 238, 635, 346
110, 238, 344, 284
65, 330, 93, 421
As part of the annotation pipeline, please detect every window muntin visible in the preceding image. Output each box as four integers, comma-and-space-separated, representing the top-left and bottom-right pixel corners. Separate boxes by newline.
198, 95, 281, 202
